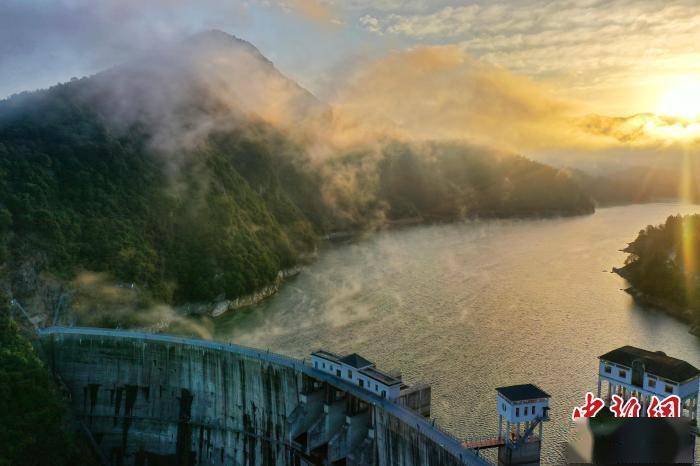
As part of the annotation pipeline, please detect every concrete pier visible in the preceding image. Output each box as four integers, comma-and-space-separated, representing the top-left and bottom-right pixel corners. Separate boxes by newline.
38, 327, 490, 466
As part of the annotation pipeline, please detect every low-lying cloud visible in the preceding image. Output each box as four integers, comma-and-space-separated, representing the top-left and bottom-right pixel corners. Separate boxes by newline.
578, 114, 700, 145
77, 33, 700, 175
70, 272, 214, 339
324, 44, 700, 167
327, 45, 575, 152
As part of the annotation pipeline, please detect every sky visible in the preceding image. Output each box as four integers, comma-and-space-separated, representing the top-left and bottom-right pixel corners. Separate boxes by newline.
2, 0, 700, 113
2, 0, 700, 166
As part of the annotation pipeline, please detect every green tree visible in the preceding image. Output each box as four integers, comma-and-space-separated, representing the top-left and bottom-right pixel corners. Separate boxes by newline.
0, 294, 78, 466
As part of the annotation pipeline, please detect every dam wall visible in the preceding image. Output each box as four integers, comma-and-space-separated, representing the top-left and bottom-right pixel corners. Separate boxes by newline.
39, 327, 489, 466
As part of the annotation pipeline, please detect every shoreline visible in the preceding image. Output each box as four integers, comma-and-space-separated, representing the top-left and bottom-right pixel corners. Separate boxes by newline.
325, 207, 596, 242
613, 266, 700, 335
210, 267, 303, 318
178, 266, 303, 319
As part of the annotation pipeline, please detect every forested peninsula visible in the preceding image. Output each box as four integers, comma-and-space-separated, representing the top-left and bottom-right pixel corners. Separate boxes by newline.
616, 214, 700, 334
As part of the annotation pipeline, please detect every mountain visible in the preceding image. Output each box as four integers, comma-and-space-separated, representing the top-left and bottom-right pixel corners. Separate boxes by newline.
0, 30, 594, 309
79, 30, 326, 144
0, 31, 329, 304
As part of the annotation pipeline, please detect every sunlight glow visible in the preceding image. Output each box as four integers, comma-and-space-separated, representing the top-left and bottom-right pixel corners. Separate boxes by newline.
657, 76, 700, 119
643, 119, 700, 141
679, 152, 698, 303
681, 211, 697, 302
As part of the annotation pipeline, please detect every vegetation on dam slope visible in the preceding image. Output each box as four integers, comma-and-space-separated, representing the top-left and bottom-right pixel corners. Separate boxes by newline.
0, 295, 98, 466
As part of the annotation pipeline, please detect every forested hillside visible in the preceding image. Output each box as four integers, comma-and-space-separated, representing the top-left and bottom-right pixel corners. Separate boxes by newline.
0, 91, 323, 302
376, 142, 593, 220
0, 31, 595, 306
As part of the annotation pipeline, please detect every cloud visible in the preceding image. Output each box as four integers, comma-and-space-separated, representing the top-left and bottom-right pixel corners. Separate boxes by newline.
578, 114, 700, 145
327, 44, 578, 151
325, 0, 438, 13
357, 0, 700, 114
319, 43, 700, 172
66, 29, 329, 168
359, 15, 382, 33
4, 1, 700, 170
277, 0, 340, 23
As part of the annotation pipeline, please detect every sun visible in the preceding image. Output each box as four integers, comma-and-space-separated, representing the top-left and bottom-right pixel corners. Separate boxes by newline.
657, 76, 700, 120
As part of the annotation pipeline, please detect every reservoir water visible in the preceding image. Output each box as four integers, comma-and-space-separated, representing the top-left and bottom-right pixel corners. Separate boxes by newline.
215, 203, 700, 463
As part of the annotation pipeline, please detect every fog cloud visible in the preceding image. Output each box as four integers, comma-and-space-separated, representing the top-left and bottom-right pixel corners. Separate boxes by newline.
70, 272, 214, 339
77, 33, 700, 183
578, 114, 700, 146
323, 44, 700, 167
326, 45, 578, 152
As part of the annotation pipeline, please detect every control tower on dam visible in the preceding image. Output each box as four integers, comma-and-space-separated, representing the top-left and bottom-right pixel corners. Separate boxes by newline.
39, 327, 491, 466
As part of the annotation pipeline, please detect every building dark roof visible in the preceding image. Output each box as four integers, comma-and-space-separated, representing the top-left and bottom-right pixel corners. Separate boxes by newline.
496, 384, 550, 402
311, 350, 341, 363
599, 346, 700, 383
360, 367, 402, 386
340, 353, 374, 369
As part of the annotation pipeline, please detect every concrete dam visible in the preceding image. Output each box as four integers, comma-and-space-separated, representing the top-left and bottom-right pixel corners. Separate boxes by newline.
39, 327, 492, 466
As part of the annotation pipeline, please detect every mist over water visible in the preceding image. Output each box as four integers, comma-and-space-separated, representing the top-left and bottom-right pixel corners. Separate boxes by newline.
215, 203, 700, 463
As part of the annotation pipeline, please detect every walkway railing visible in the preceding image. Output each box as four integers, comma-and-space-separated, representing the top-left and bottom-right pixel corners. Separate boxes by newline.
39, 326, 492, 466
463, 434, 505, 447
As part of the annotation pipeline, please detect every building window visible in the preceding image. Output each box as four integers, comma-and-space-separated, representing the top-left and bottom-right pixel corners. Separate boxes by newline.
336, 369, 341, 377
665, 384, 673, 394
502, 403, 506, 411
516, 408, 520, 417
604, 366, 612, 374
322, 362, 325, 368
347, 370, 352, 379
648, 379, 656, 388
619, 370, 627, 378
359, 379, 364, 388
315, 361, 318, 368
381, 390, 386, 398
